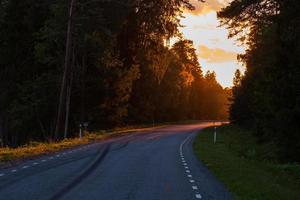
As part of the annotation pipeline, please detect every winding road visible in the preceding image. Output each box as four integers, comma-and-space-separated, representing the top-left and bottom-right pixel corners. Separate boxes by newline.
0, 122, 232, 200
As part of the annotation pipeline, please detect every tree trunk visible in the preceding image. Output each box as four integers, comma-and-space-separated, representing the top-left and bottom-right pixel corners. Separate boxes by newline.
54, 0, 77, 140
64, 48, 75, 139
0, 112, 5, 147
80, 55, 86, 128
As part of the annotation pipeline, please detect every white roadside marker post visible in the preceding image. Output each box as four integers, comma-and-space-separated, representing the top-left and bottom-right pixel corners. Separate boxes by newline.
214, 126, 217, 144
79, 123, 83, 140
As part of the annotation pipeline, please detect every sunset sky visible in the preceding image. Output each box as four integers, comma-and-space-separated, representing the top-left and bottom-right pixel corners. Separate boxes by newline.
180, 0, 245, 87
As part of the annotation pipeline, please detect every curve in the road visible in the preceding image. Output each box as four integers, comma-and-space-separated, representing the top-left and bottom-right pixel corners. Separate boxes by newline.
0, 123, 232, 200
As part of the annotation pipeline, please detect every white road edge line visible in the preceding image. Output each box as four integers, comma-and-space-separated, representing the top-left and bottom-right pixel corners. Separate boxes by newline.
179, 134, 193, 155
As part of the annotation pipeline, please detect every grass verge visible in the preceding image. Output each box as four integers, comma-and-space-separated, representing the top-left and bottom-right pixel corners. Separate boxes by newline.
193, 124, 300, 200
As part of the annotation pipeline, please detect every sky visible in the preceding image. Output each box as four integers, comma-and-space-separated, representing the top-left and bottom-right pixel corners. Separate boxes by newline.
180, 0, 245, 87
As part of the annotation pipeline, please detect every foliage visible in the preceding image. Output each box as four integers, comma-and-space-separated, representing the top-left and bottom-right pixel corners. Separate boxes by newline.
0, 0, 230, 146
219, 0, 300, 162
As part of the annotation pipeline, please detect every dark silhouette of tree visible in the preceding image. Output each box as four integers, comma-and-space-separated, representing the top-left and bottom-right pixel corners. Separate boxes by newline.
219, 0, 300, 162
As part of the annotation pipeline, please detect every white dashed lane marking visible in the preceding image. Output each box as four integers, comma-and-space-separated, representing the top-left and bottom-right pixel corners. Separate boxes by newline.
11, 169, 17, 173
180, 134, 202, 199
0, 173, 4, 177
22, 166, 29, 169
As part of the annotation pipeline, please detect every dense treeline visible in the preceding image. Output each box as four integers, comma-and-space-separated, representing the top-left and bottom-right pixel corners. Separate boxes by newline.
0, 0, 229, 146
219, 0, 300, 162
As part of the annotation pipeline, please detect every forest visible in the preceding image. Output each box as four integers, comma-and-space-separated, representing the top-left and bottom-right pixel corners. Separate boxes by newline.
0, 0, 230, 147
219, 0, 300, 162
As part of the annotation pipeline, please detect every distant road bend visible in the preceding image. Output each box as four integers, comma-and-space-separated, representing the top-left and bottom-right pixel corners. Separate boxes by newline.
0, 123, 232, 200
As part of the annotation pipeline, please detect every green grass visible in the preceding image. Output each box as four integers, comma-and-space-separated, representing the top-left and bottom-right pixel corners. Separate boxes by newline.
193, 124, 300, 200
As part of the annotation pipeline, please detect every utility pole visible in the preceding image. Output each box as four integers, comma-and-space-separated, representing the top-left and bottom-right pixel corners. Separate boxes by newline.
55, 0, 77, 140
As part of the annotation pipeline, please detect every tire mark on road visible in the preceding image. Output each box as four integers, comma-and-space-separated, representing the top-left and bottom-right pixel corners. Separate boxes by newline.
50, 144, 110, 200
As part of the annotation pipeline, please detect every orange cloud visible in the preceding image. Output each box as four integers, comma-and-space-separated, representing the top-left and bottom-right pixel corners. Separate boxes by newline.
198, 45, 237, 63
187, 0, 228, 15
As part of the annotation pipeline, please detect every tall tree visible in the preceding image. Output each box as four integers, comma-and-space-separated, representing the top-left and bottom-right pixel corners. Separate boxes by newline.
219, 0, 300, 161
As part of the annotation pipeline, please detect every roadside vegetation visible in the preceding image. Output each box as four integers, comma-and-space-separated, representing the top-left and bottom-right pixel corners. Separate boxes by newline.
194, 125, 300, 200
219, 0, 300, 163
0, 137, 88, 163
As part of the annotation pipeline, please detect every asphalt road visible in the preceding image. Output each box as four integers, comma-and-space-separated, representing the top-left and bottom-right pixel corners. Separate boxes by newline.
0, 123, 232, 200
